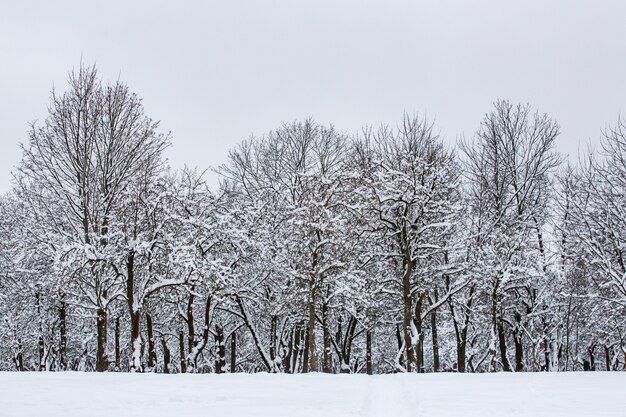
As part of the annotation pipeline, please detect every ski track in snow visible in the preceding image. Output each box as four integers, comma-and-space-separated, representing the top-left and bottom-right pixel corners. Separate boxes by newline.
0, 372, 625, 417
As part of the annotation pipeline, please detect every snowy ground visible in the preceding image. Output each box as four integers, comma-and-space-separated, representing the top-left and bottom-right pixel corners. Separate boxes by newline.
0, 372, 623, 417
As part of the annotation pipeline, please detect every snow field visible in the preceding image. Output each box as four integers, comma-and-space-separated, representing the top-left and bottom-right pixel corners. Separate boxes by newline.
0, 372, 623, 417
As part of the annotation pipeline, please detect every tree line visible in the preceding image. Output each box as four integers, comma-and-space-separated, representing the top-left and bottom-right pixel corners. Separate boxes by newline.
0, 64, 624, 373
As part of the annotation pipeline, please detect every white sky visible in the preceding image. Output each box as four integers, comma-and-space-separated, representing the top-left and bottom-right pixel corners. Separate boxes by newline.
1, 0, 625, 192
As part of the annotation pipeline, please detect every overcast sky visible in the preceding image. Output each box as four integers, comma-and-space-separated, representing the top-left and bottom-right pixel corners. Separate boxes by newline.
1, 0, 625, 192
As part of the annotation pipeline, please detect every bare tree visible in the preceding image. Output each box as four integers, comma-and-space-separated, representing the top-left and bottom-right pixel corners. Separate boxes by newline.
17, 63, 169, 371
354, 114, 465, 372
461, 100, 561, 371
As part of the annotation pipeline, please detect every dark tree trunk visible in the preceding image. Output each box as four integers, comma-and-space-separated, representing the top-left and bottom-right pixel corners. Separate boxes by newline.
497, 318, 510, 372
302, 327, 310, 373
564, 295, 573, 371
366, 329, 373, 375
291, 325, 303, 373
230, 331, 237, 373
449, 285, 474, 373
457, 338, 467, 373
340, 315, 357, 373
431, 308, 440, 372
234, 295, 272, 372
162, 339, 171, 374
543, 338, 550, 371
322, 300, 332, 373
114, 317, 121, 371
429, 292, 440, 372
604, 345, 611, 371
395, 323, 405, 369
129, 308, 141, 371
15, 338, 24, 371
514, 312, 524, 372
187, 295, 212, 371
307, 282, 318, 372
186, 288, 195, 357
283, 330, 293, 374
335, 315, 343, 372
36, 292, 45, 371
126, 250, 141, 372
96, 307, 108, 372
214, 325, 226, 374
38, 335, 45, 371
413, 296, 424, 373
492, 282, 510, 372
402, 260, 415, 372
588, 345, 596, 371
179, 330, 187, 373
514, 334, 524, 372
146, 313, 157, 371
270, 316, 277, 362
59, 298, 67, 371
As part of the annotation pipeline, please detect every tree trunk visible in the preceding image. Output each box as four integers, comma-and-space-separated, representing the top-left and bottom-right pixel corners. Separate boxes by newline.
497, 318, 510, 372
366, 329, 373, 375
96, 307, 109, 372
340, 315, 357, 373
449, 285, 474, 373
457, 338, 467, 373
59, 298, 67, 371
129, 309, 141, 372
431, 306, 440, 372
126, 250, 142, 372
146, 313, 157, 371
15, 338, 24, 371
563, 293, 573, 370
402, 259, 415, 372
186, 288, 195, 356
514, 312, 524, 372
428, 291, 441, 372
588, 344, 596, 371
492, 282, 510, 372
302, 327, 310, 373
114, 317, 121, 371
322, 300, 332, 373
455, 314, 470, 373
307, 281, 318, 372
35, 291, 45, 371
230, 331, 237, 373
38, 336, 45, 371
270, 316, 277, 362
514, 334, 524, 372
291, 325, 303, 373
162, 339, 171, 374
413, 295, 425, 373
395, 323, 405, 369
234, 295, 272, 371
187, 295, 212, 371
284, 330, 293, 374
179, 330, 187, 373
214, 325, 226, 374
